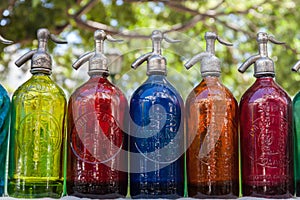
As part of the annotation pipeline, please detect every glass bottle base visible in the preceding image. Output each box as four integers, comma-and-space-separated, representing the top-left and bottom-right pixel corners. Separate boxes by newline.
67, 181, 127, 199
0, 179, 4, 196
188, 181, 239, 199
242, 183, 294, 198
8, 179, 63, 198
130, 182, 183, 199
296, 180, 300, 196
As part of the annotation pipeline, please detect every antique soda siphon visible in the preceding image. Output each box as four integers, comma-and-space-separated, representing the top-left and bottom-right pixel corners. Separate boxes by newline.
8, 28, 67, 198
129, 30, 184, 198
0, 34, 12, 195
291, 58, 300, 196
67, 30, 128, 198
239, 32, 294, 198
185, 32, 239, 198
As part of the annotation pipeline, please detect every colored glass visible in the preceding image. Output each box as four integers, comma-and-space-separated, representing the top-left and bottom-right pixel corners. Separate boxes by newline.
129, 74, 184, 199
0, 85, 10, 195
240, 77, 294, 198
8, 73, 66, 198
67, 74, 128, 198
293, 89, 300, 196
186, 76, 239, 198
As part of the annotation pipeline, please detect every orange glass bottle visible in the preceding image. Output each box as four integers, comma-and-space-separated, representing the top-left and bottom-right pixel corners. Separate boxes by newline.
185, 32, 239, 198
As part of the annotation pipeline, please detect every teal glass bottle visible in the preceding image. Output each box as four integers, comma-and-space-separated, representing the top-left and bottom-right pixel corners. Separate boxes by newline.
0, 34, 13, 196
0, 85, 10, 196
8, 28, 67, 198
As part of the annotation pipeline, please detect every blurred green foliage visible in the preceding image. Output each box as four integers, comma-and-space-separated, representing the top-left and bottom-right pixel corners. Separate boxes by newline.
1, 0, 300, 100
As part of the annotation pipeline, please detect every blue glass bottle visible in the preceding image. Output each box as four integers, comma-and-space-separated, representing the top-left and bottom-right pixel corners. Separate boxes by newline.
129, 30, 184, 198
0, 34, 12, 195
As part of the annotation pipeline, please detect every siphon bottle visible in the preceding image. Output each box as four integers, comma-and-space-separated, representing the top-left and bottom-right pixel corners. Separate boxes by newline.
8, 28, 67, 198
185, 32, 239, 198
0, 34, 12, 195
239, 32, 294, 198
67, 30, 128, 199
291, 58, 300, 196
129, 30, 184, 199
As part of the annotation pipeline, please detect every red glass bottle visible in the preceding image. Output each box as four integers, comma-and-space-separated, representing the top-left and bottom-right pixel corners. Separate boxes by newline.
185, 32, 239, 198
239, 32, 294, 198
67, 30, 128, 198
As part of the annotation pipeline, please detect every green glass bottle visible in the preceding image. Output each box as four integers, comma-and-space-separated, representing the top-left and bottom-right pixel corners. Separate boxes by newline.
8, 28, 67, 198
294, 91, 300, 196
292, 60, 300, 196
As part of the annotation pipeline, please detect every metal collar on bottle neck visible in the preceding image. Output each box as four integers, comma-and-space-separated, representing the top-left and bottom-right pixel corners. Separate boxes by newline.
184, 32, 232, 77
131, 30, 180, 76
72, 30, 122, 76
238, 32, 284, 78
15, 28, 67, 75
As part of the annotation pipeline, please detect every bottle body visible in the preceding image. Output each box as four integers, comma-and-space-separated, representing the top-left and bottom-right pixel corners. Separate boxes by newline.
67, 75, 128, 198
0, 85, 10, 196
129, 75, 184, 199
186, 76, 239, 198
293, 91, 300, 196
240, 77, 294, 198
8, 74, 66, 198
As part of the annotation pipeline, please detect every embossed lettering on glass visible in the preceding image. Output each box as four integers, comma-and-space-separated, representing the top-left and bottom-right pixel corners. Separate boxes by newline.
67, 30, 128, 199
0, 34, 12, 196
8, 28, 67, 198
239, 32, 294, 198
185, 32, 239, 198
129, 30, 184, 199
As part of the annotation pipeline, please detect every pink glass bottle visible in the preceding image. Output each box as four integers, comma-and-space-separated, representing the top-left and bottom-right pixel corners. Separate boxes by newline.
238, 32, 294, 198
67, 30, 128, 198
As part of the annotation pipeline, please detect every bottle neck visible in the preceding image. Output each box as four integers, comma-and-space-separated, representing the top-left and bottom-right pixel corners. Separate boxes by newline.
89, 72, 109, 79
147, 74, 167, 81
254, 76, 275, 85
203, 75, 221, 81
32, 72, 51, 77
256, 75, 275, 80
201, 75, 222, 89
30, 72, 52, 82
88, 73, 111, 84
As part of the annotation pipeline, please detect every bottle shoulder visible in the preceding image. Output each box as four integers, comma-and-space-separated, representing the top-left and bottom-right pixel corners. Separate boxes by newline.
186, 79, 237, 104
13, 75, 66, 101
240, 79, 291, 104
0, 85, 10, 115
0, 85, 9, 99
70, 78, 127, 102
293, 90, 300, 103
131, 77, 183, 103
